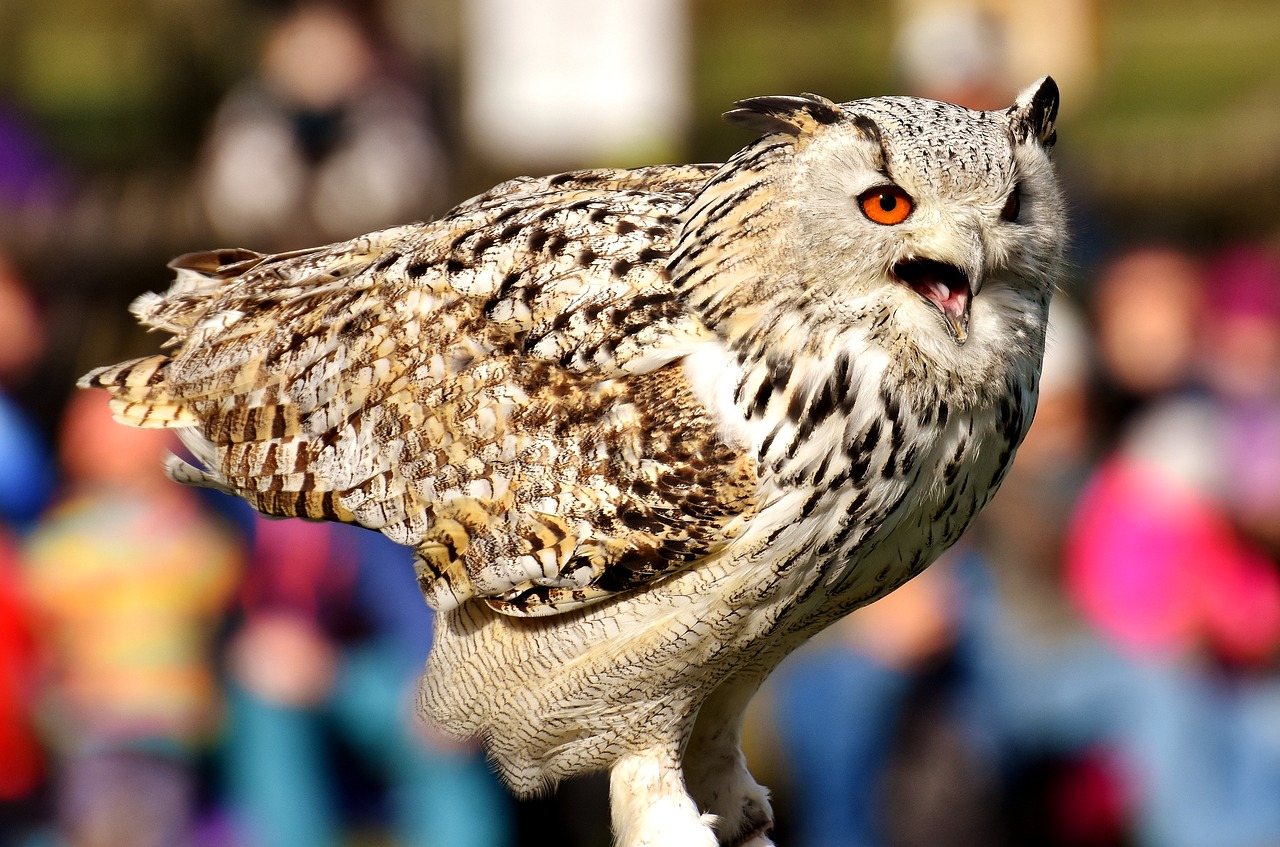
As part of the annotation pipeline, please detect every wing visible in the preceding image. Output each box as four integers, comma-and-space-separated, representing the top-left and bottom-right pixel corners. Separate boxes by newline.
81, 163, 759, 617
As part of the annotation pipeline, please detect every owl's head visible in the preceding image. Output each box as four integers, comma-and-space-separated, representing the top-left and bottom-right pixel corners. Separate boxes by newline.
675, 78, 1063, 383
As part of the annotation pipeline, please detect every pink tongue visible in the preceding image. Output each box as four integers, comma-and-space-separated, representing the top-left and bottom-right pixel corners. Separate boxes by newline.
923, 279, 951, 305
918, 277, 969, 320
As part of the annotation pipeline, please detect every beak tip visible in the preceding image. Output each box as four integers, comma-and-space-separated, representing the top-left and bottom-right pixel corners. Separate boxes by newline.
945, 310, 971, 346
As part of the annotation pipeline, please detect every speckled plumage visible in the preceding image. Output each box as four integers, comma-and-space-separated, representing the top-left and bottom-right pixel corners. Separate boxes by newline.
82, 79, 1065, 846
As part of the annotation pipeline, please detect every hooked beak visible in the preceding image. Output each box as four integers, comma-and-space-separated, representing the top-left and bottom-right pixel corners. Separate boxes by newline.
892, 258, 975, 345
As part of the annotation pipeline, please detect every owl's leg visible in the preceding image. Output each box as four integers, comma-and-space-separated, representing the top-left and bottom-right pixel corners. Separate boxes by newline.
684, 672, 776, 847
610, 748, 719, 847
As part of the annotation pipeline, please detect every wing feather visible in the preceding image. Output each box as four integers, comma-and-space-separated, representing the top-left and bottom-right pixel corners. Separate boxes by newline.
80, 164, 758, 617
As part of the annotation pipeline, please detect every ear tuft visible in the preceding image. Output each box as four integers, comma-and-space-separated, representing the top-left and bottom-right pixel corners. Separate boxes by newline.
724, 93, 844, 137
1008, 76, 1059, 148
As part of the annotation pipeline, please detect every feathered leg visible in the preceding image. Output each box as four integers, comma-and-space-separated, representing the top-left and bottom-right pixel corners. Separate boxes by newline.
610, 748, 719, 847
684, 671, 776, 847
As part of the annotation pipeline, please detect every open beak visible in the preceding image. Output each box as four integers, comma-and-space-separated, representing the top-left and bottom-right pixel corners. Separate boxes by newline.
892, 259, 974, 345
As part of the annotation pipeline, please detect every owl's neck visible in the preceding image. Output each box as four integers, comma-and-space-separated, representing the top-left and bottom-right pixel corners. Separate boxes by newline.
683, 331, 914, 485
680, 307, 1040, 499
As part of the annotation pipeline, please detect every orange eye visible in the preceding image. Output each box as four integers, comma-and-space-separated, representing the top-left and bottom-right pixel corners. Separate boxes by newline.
858, 185, 914, 225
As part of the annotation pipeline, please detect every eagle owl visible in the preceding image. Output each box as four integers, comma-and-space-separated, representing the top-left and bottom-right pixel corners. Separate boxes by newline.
82, 78, 1064, 846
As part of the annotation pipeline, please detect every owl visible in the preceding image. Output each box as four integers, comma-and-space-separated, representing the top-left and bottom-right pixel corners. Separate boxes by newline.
82, 78, 1064, 846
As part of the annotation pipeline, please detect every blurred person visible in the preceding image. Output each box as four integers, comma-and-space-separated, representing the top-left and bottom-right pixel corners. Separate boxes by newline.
0, 255, 58, 843
893, 0, 1095, 116
1069, 246, 1280, 659
914, 299, 1121, 847
1061, 407, 1280, 847
1069, 245, 1280, 667
1067, 400, 1280, 667
955, 298, 1157, 847
221, 514, 512, 847
768, 564, 980, 847
0, 254, 55, 530
1088, 247, 1204, 439
0, 529, 44, 841
954, 291, 1280, 847
198, 1, 450, 249
1061, 251, 1280, 845
22, 391, 242, 847
1198, 246, 1280, 556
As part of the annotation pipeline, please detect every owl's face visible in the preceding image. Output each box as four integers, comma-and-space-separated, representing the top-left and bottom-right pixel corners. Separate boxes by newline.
686, 78, 1063, 380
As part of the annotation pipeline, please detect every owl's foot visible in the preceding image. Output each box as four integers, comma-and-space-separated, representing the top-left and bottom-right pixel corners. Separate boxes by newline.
731, 825, 776, 847
683, 672, 776, 846
610, 750, 719, 847
692, 765, 774, 847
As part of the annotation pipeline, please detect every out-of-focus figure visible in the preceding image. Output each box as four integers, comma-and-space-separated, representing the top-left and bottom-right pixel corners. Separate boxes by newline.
893, 4, 1011, 110
220, 515, 513, 847
1200, 247, 1280, 556
955, 297, 1134, 847
0, 254, 56, 844
1072, 247, 1220, 660
892, 1, 1095, 114
1070, 244, 1280, 668
769, 563, 971, 847
1061, 243, 1280, 847
0, 530, 43, 835
0, 255, 55, 530
1088, 247, 1204, 437
198, 1, 450, 248
23, 391, 241, 847
1066, 400, 1280, 665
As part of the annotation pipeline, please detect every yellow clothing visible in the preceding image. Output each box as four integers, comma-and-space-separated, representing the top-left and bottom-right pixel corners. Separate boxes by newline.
24, 486, 241, 748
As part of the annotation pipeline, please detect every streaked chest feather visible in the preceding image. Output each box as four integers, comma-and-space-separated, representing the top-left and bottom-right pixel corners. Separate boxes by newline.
683, 331, 1033, 623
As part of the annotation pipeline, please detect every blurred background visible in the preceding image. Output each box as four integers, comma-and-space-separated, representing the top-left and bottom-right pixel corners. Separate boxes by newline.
2, 0, 1280, 845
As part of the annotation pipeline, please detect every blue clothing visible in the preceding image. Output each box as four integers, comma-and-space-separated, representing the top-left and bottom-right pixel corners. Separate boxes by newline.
953, 551, 1280, 847
0, 392, 54, 528
771, 645, 913, 847
223, 521, 512, 847
770, 551, 1280, 847
224, 645, 510, 847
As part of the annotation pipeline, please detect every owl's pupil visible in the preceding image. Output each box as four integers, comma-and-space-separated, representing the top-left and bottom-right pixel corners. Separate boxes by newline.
878, 194, 897, 212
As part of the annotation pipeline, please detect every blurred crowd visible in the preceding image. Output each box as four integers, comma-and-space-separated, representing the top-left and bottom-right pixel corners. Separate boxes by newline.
2, 1, 1280, 846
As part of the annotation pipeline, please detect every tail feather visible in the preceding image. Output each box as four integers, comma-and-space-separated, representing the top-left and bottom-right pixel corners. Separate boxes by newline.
78, 355, 167, 391
79, 355, 199, 428
165, 452, 236, 495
